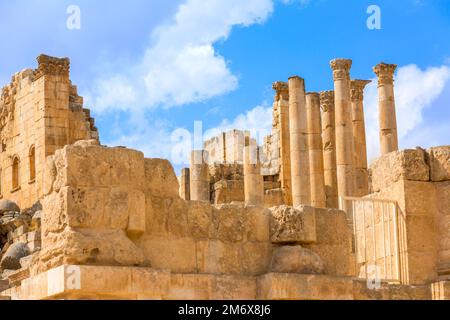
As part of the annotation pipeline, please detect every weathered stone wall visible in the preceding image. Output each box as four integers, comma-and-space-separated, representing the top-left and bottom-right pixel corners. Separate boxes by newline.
29, 141, 358, 280
369, 147, 450, 285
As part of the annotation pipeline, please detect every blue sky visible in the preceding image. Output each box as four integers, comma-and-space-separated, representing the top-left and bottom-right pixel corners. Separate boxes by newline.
1, 0, 450, 172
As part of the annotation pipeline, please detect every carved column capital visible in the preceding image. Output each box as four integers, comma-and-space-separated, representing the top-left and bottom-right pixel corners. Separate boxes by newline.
35, 54, 70, 80
373, 63, 397, 86
319, 90, 335, 112
330, 58, 352, 81
350, 80, 371, 101
272, 81, 289, 101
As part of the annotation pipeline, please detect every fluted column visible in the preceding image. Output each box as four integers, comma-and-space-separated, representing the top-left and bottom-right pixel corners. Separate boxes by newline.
351, 80, 371, 197
373, 63, 399, 155
320, 91, 338, 208
273, 81, 292, 205
330, 58, 355, 198
288, 76, 311, 207
190, 150, 210, 202
243, 143, 264, 206
180, 168, 191, 200
306, 92, 326, 208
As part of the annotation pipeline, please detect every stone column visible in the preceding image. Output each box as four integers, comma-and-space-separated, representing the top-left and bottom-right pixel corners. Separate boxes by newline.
330, 58, 355, 198
190, 150, 210, 202
179, 168, 190, 200
373, 63, 399, 155
351, 80, 371, 197
273, 81, 292, 205
306, 92, 326, 208
288, 76, 310, 207
243, 143, 264, 206
320, 91, 339, 208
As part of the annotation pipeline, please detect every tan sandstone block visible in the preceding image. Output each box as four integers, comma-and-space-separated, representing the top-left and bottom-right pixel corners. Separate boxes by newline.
353, 280, 431, 300
144, 158, 180, 198
240, 242, 272, 275
127, 191, 146, 237
139, 236, 197, 273
187, 202, 214, 239
270, 205, 316, 244
429, 146, 450, 182
258, 273, 354, 300
370, 149, 430, 192
196, 240, 241, 274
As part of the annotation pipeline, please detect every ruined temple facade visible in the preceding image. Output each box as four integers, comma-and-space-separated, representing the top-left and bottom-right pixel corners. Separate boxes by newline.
0, 55, 98, 208
0, 55, 450, 300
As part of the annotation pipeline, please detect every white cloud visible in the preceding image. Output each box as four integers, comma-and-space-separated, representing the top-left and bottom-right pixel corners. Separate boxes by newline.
86, 0, 274, 113
364, 64, 450, 162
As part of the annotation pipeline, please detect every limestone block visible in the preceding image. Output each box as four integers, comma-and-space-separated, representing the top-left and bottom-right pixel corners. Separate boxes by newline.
126, 191, 146, 237
196, 240, 241, 274
214, 205, 245, 242
36, 228, 144, 274
144, 196, 169, 236
187, 202, 213, 239
242, 206, 270, 242
269, 205, 316, 244
370, 149, 430, 192
406, 251, 438, 285
166, 199, 191, 237
213, 275, 257, 300
240, 242, 272, 275
429, 146, 450, 182
353, 280, 431, 300
52, 144, 146, 190
402, 180, 437, 217
144, 158, 180, 199
258, 273, 354, 300
271, 246, 324, 274
303, 208, 353, 276
138, 236, 197, 273
165, 274, 214, 299
264, 188, 284, 208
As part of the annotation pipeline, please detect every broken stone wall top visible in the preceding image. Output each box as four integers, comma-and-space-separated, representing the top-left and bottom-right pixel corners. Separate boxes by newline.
369, 146, 450, 192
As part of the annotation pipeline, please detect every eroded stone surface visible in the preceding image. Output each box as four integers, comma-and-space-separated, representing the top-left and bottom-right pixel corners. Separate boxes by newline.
271, 245, 325, 274
270, 205, 316, 244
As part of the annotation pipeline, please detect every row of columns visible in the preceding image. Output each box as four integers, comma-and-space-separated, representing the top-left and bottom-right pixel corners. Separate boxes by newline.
286, 59, 399, 208
185, 60, 399, 208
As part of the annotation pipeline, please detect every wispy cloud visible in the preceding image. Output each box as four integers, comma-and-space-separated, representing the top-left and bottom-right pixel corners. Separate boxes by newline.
85, 0, 275, 113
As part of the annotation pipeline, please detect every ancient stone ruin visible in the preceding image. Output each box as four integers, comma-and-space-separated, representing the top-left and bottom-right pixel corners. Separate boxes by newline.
0, 55, 449, 300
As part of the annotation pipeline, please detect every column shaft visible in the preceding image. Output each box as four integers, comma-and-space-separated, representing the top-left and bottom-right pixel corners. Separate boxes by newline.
190, 150, 210, 202
273, 82, 292, 206
351, 80, 371, 197
288, 76, 311, 207
374, 63, 399, 155
306, 93, 326, 208
320, 91, 339, 208
243, 143, 264, 206
180, 168, 191, 200
330, 58, 355, 199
